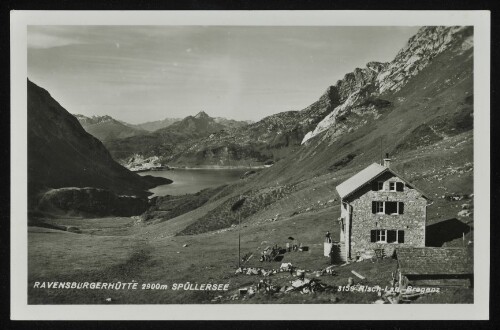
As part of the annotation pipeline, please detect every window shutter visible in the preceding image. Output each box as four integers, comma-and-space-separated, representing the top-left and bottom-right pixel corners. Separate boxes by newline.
398, 202, 404, 214
370, 230, 377, 243
387, 230, 397, 243
372, 201, 377, 214
396, 182, 404, 191
397, 230, 405, 243
371, 182, 378, 191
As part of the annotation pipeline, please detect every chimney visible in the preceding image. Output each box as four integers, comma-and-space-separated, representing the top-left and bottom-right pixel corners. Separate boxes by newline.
383, 153, 391, 168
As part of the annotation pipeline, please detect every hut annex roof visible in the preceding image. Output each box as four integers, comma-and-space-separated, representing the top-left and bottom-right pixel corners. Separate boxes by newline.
336, 162, 430, 201
396, 247, 473, 276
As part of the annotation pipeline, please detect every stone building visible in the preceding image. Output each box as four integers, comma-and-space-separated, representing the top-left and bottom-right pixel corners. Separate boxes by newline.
335, 158, 431, 261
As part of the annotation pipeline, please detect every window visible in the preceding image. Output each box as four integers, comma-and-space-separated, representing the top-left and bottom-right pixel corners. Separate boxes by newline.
372, 201, 384, 214
371, 229, 387, 242
371, 229, 405, 243
388, 181, 405, 192
372, 201, 404, 214
376, 230, 386, 242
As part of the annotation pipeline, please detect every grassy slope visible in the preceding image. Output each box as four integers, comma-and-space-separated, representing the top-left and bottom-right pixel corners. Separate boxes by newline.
28, 130, 473, 304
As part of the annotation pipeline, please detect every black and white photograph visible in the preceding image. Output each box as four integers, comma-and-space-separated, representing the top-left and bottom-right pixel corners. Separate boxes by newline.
10, 10, 490, 320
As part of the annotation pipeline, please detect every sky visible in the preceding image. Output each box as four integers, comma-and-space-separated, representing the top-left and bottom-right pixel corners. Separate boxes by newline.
28, 26, 421, 124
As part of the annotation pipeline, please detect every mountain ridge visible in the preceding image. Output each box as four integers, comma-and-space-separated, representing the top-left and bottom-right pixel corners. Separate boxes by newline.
28, 79, 170, 211
74, 113, 147, 142
145, 28, 473, 166
301, 26, 474, 144
104, 110, 254, 165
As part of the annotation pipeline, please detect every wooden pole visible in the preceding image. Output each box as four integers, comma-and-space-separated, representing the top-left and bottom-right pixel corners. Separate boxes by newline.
231, 195, 246, 268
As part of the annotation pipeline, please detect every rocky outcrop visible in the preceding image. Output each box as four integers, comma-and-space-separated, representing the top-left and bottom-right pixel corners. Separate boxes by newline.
125, 154, 165, 172
37, 187, 150, 217
302, 26, 473, 144
377, 26, 473, 94
301, 62, 388, 144
336, 62, 388, 102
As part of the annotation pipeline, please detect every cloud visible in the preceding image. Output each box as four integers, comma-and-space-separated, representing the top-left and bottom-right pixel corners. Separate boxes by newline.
28, 31, 84, 49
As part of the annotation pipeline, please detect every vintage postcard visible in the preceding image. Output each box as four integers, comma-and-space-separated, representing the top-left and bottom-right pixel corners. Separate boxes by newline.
11, 10, 490, 320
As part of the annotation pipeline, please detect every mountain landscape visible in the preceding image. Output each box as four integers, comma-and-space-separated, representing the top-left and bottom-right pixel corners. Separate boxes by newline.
28, 80, 171, 216
27, 26, 475, 305
100, 27, 472, 173
104, 110, 255, 167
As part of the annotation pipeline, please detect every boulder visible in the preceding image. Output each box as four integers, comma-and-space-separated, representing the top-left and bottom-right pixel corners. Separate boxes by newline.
457, 210, 472, 217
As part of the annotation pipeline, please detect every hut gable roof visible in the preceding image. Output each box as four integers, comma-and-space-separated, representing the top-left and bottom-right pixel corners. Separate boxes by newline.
335, 162, 430, 201
396, 247, 473, 276
336, 163, 387, 199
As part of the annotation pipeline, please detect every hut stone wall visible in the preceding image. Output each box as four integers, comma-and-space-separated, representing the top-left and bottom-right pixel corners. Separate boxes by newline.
346, 172, 427, 258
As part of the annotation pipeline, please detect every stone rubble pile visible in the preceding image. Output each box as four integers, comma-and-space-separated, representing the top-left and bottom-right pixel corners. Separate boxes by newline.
234, 263, 338, 278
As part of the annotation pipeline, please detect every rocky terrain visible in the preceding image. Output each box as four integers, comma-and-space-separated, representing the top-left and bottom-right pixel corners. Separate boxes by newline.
124, 154, 166, 172
28, 80, 171, 215
302, 26, 473, 145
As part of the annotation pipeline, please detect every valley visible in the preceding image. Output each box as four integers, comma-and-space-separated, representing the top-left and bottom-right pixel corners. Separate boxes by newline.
27, 26, 475, 305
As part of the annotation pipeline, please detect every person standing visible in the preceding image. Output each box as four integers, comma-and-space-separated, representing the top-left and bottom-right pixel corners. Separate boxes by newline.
325, 231, 332, 243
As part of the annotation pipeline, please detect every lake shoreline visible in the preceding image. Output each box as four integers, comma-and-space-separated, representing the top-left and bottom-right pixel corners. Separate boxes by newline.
137, 167, 257, 197
131, 165, 270, 172
169, 165, 270, 170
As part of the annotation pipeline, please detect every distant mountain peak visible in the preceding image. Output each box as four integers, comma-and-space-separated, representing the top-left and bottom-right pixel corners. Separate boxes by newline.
194, 111, 210, 119
73, 113, 146, 141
